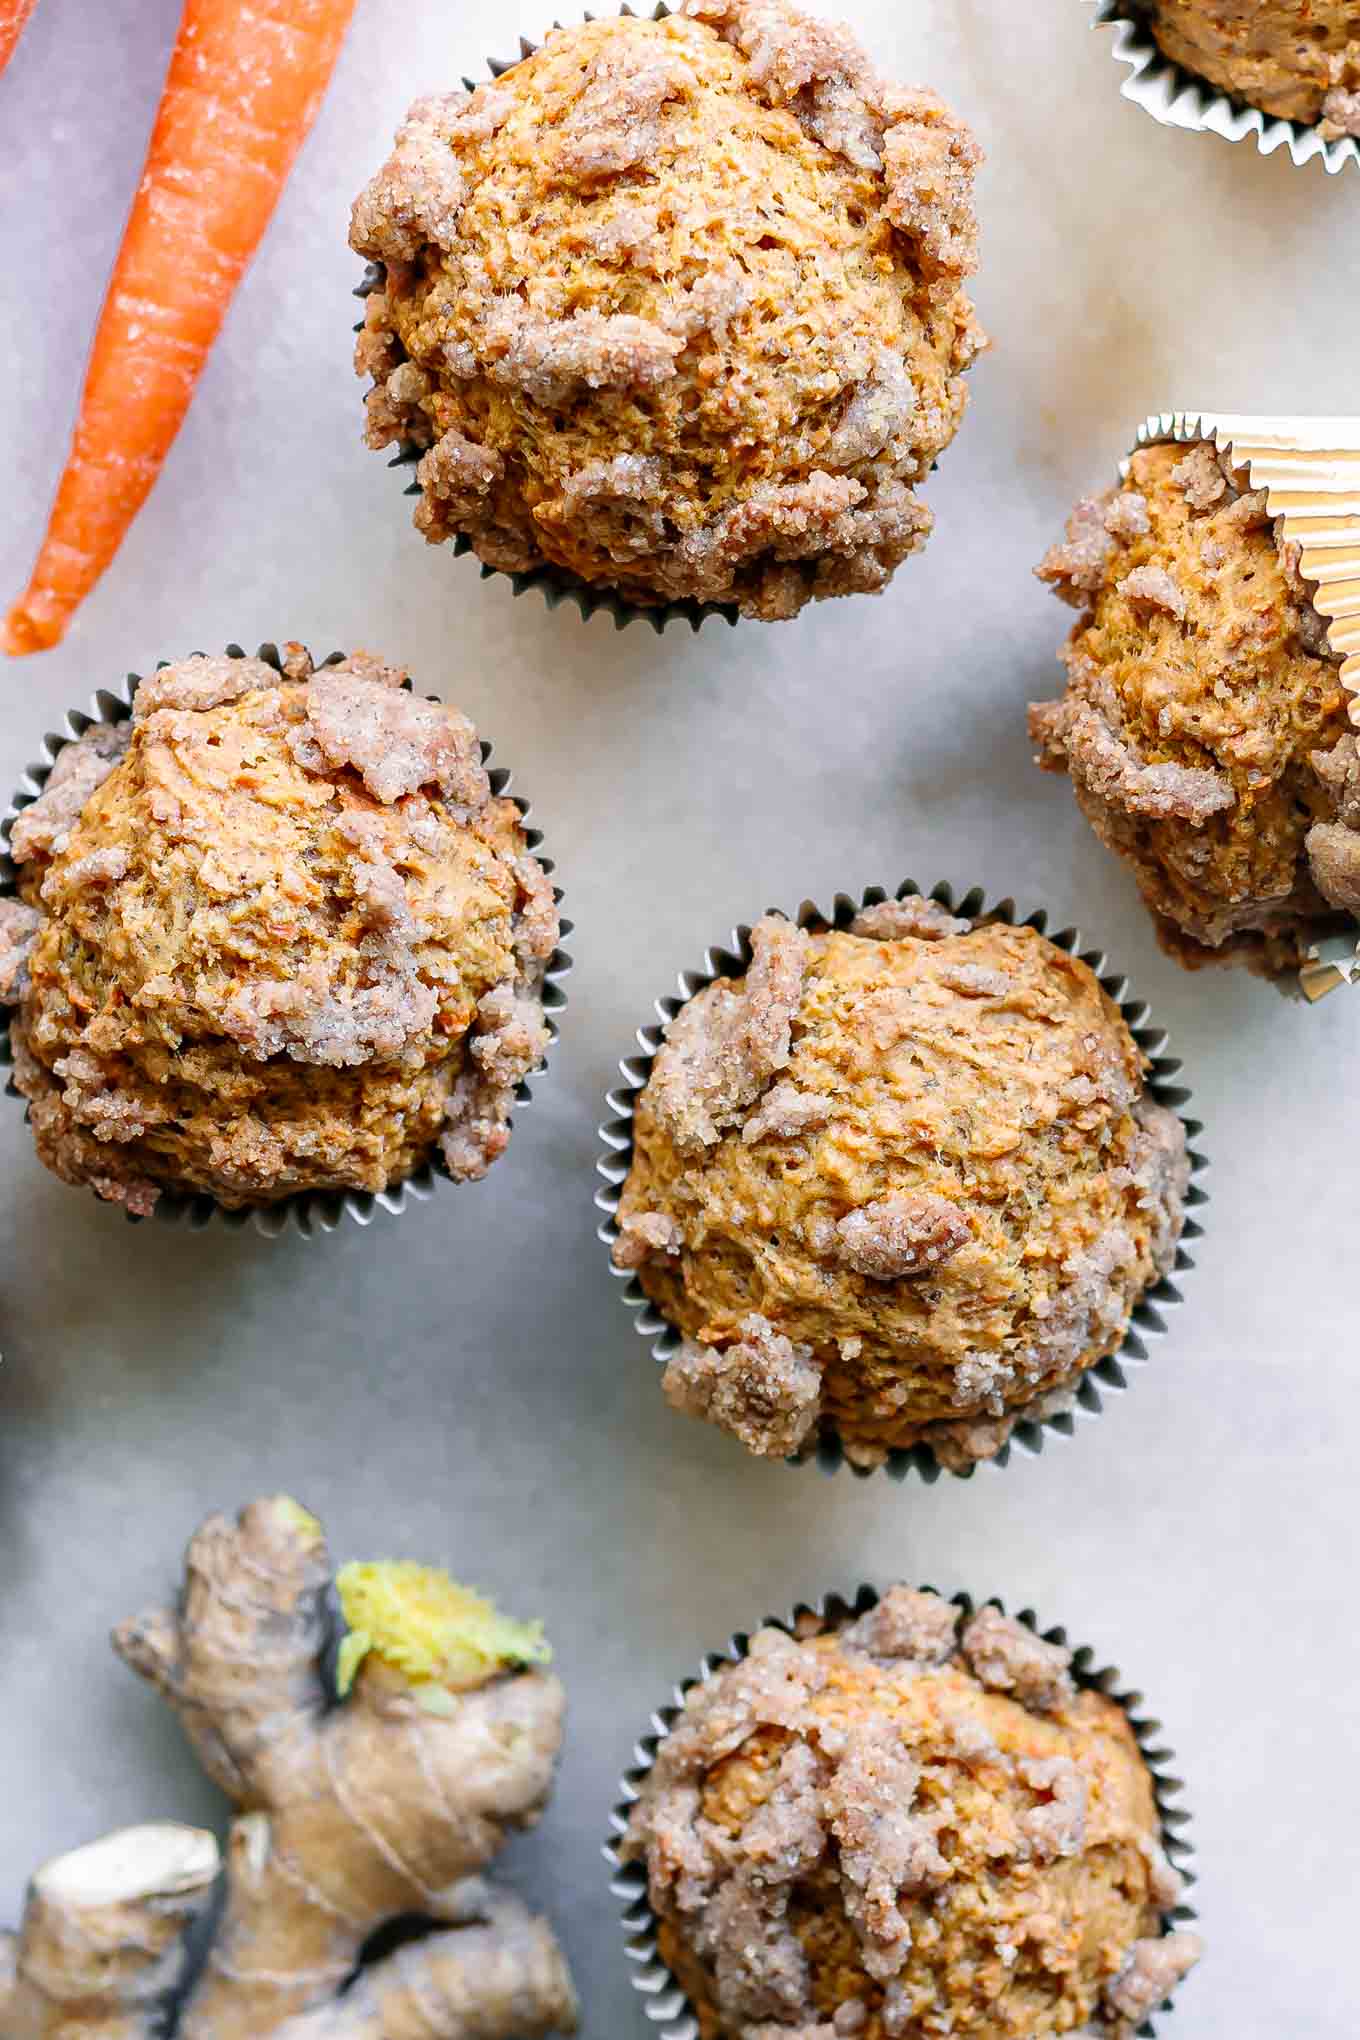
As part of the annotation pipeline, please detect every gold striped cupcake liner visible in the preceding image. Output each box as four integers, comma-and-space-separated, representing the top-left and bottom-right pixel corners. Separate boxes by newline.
1128, 412, 1360, 1000
607, 1583, 1200, 2038
595, 881, 1207, 1481
0, 644, 572, 1239
1089, 1, 1360, 174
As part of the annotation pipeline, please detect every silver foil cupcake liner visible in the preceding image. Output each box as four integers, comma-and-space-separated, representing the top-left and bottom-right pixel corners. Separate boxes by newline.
595, 881, 1207, 1480
355, 2, 739, 638
1125, 412, 1360, 1000
607, 1584, 1199, 2039
1090, 0, 1360, 173
0, 643, 572, 1240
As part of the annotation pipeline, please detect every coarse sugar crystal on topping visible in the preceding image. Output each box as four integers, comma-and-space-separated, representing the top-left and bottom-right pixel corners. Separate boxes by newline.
0, 899, 42, 1004
1035, 498, 1115, 606
824, 1717, 946, 1978
1016, 1752, 1088, 1862
478, 305, 687, 408
131, 653, 280, 720
648, 915, 810, 1151
640, 1628, 830, 1798
1171, 442, 1225, 513
684, 0, 887, 169
1103, 489, 1151, 541
741, 1079, 835, 1146
1312, 732, 1360, 826
348, 93, 471, 263
1119, 563, 1188, 621
1305, 820, 1360, 911
7, 722, 129, 866
881, 87, 983, 284
41, 845, 131, 907
1104, 1930, 1205, 2029
550, 36, 695, 183
611, 1209, 684, 1270
1323, 84, 1360, 136
289, 665, 490, 811
1276, 535, 1338, 658
848, 896, 971, 941
833, 1191, 971, 1280
662, 1313, 823, 1458
1030, 668, 1238, 825
960, 1606, 1074, 1713
841, 1586, 960, 1666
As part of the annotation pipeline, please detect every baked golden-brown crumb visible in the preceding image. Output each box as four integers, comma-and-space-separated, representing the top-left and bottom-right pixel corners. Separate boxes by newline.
622, 1589, 1201, 2038
1146, 0, 1360, 133
613, 905, 1186, 1468
349, 0, 984, 621
1030, 440, 1355, 977
2, 650, 559, 1212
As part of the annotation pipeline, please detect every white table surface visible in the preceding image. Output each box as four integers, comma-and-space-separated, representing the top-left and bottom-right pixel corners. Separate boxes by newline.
1, 2, 1356, 2033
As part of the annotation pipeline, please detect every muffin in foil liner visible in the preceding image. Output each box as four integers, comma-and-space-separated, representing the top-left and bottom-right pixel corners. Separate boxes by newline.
595, 881, 1207, 1481
353, 0, 737, 638
1089, 0, 1360, 173
1124, 412, 1360, 1002
606, 1583, 1200, 2038
0, 643, 573, 1240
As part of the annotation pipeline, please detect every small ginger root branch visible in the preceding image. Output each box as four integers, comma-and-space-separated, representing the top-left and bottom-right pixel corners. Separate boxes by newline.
0, 1823, 218, 2037
1, 1498, 578, 2040
267, 1879, 575, 2040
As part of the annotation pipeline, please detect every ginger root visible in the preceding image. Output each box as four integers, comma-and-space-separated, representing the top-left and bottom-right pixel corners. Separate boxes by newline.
0, 1498, 578, 2040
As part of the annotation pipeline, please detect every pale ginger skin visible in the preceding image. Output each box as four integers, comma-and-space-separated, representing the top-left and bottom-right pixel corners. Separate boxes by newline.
0, 1498, 578, 2040
0, 1825, 219, 2040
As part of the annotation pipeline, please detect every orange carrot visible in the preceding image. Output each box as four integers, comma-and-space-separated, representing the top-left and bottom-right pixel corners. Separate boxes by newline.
4, 0, 358, 656
0, 0, 39, 78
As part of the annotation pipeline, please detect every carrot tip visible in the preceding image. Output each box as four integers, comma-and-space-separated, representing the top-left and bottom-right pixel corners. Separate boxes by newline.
2, 604, 62, 657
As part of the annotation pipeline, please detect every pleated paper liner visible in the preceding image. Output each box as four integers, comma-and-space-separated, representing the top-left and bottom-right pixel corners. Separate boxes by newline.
0, 643, 572, 1240
1129, 412, 1360, 1000
596, 880, 1207, 1482
353, 2, 737, 637
1089, 0, 1360, 173
607, 1583, 1200, 2040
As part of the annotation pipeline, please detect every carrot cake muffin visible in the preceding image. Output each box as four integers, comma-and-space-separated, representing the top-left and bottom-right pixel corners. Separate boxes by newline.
1141, 1, 1360, 135
612, 904, 1187, 1468
0, 648, 559, 1212
1031, 439, 1355, 976
349, 0, 984, 621
621, 1588, 1202, 2037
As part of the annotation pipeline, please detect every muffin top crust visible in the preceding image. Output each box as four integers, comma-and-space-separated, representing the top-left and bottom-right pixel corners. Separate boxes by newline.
0, 649, 558, 1211
613, 903, 1186, 1468
1145, 0, 1360, 134
350, 0, 984, 619
622, 1587, 1201, 2038
1031, 439, 1354, 974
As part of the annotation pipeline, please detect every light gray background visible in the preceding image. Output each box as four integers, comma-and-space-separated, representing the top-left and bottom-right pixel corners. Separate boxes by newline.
0, 1, 1355, 2032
